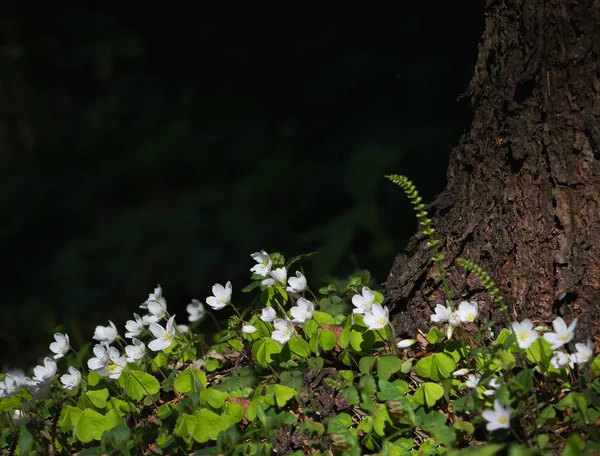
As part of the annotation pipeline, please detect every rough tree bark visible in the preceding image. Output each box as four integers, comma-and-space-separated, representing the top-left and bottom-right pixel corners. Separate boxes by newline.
386, 0, 600, 346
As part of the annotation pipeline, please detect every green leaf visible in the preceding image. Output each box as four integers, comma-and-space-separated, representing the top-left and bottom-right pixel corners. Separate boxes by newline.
17, 429, 34, 455
223, 401, 244, 425
252, 338, 282, 367
427, 327, 445, 344
274, 384, 296, 408
591, 355, 600, 376
401, 359, 413, 374
359, 356, 376, 374
0, 396, 21, 413
443, 340, 469, 362
174, 367, 208, 394
447, 444, 505, 456
308, 357, 325, 371
413, 382, 444, 408
60, 405, 84, 432
525, 338, 553, 365
358, 375, 377, 402
213, 367, 257, 392
318, 330, 337, 351
377, 356, 403, 381
300, 421, 325, 436
191, 409, 232, 443
287, 335, 311, 359
286, 251, 319, 269
339, 327, 351, 349
241, 281, 262, 293
87, 371, 103, 387
350, 328, 374, 352
489, 349, 516, 371
158, 403, 175, 420
119, 369, 160, 402
513, 369, 533, 394
421, 410, 454, 445
377, 379, 410, 401
415, 353, 456, 381
312, 311, 335, 325
205, 357, 223, 372
174, 413, 198, 441
536, 434, 550, 450
561, 434, 585, 456
86, 388, 109, 409
75, 409, 113, 443
262, 284, 288, 308
200, 388, 230, 409
453, 419, 474, 436
100, 424, 131, 453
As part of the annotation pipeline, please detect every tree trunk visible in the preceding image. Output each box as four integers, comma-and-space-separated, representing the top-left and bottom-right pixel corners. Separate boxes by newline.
386, 0, 600, 346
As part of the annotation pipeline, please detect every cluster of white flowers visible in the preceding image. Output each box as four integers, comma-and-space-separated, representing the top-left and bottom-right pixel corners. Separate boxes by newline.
352, 287, 390, 330
0, 332, 75, 422
442, 306, 595, 432
85, 285, 186, 382
509, 316, 592, 370
431, 301, 479, 339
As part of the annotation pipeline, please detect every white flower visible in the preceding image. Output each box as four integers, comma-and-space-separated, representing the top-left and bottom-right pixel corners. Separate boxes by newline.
511, 319, 539, 349
572, 340, 593, 364
148, 315, 177, 351
32, 357, 57, 384
448, 312, 461, 327
397, 339, 416, 349
431, 304, 452, 323
261, 278, 275, 288
272, 318, 295, 344
89, 343, 129, 379
456, 301, 478, 323
482, 400, 511, 431
290, 298, 315, 323
551, 351, 572, 369
352, 287, 376, 314
60, 367, 81, 391
140, 285, 163, 310
261, 306, 277, 323
125, 313, 145, 338
125, 338, 146, 363
543, 317, 577, 350
186, 299, 206, 322
363, 304, 390, 330
261, 267, 287, 289
93, 321, 118, 343
465, 374, 480, 389
206, 282, 233, 310
176, 324, 190, 334
0, 371, 35, 397
242, 325, 257, 334
49, 333, 70, 359
0, 376, 16, 398
483, 377, 502, 396
270, 268, 287, 286
105, 347, 127, 380
251, 250, 272, 276
88, 343, 110, 373
143, 294, 168, 325
286, 271, 307, 294
452, 368, 470, 377
11, 409, 28, 424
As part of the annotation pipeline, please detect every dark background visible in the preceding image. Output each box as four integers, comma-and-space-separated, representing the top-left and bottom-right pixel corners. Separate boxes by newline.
0, 4, 484, 368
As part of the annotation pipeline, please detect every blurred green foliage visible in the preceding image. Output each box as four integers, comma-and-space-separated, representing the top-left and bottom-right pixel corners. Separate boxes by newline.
0, 4, 483, 367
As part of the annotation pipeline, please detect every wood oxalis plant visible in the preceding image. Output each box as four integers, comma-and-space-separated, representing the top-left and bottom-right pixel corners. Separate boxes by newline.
1, 176, 599, 455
